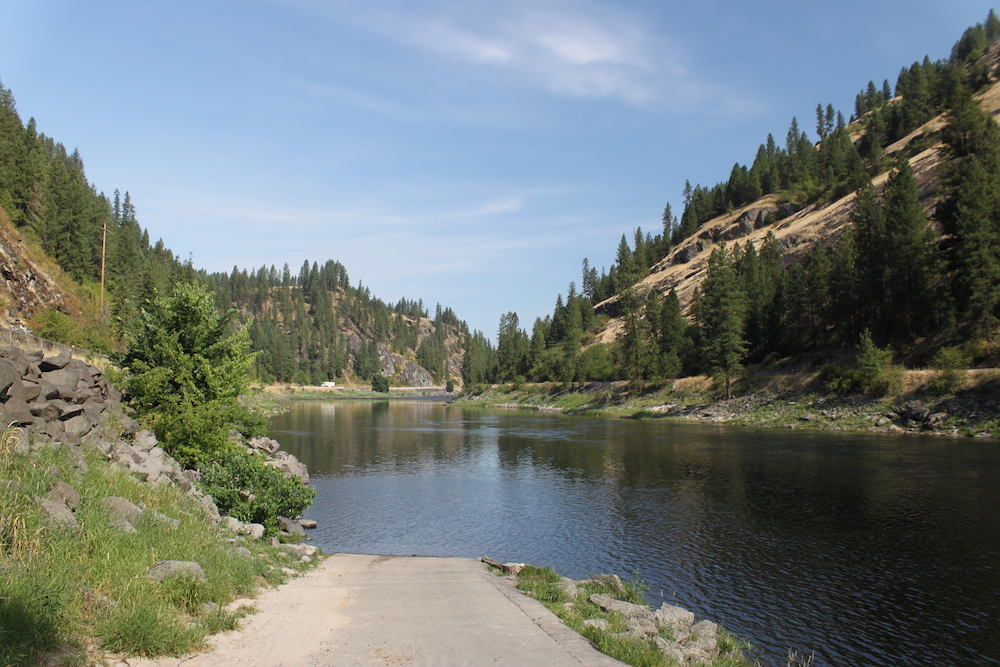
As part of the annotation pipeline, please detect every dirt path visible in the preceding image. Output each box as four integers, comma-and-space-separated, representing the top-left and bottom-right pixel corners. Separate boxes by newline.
119, 554, 624, 667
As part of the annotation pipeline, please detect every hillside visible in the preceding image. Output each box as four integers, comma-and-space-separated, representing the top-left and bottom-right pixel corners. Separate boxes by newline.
592, 40, 1000, 348
470, 12, 1000, 389
0, 76, 467, 387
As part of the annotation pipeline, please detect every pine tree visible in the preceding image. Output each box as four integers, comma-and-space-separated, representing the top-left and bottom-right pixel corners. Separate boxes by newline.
698, 244, 747, 398
881, 157, 938, 342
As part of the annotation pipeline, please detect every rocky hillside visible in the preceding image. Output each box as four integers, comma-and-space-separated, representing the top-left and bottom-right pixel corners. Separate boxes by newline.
0, 209, 77, 331
592, 42, 1000, 346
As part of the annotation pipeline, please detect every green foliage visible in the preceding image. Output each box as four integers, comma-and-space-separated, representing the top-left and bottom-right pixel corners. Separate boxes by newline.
98, 603, 203, 657
698, 245, 747, 398
27, 308, 112, 355
515, 565, 568, 604
445, 378, 455, 393
856, 329, 901, 395
0, 567, 69, 667
118, 282, 258, 465
371, 373, 390, 393
930, 347, 970, 394
197, 448, 317, 536
0, 434, 313, 664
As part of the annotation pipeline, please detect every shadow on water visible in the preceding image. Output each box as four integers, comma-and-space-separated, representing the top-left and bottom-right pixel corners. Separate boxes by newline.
271, 400, 1000, 667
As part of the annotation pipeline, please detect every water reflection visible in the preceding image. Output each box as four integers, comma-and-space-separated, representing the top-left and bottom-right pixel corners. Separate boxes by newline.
270, 400, 1000, 667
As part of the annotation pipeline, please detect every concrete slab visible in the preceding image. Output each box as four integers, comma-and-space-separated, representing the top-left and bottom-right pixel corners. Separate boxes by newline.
124, 554, 626, 667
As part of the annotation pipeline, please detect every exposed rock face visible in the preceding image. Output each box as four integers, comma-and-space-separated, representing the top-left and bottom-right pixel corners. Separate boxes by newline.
0, 218, 75, 327
397, 359, 434, 387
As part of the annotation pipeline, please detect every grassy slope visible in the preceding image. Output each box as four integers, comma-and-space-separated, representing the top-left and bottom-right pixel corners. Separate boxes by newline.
0, 430, 319, 667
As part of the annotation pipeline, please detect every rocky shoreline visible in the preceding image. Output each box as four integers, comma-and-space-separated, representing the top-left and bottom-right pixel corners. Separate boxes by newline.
456, 376, 1000, 441
486, 558, 749, 667
0, 344, 318, 556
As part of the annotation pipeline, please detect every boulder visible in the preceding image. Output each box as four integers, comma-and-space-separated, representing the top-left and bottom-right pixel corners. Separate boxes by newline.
653, 637, 686, 663
247, 436, 280, 454
2, 396, 35, 426
555, 578, 579, 600
277, 516, 306, 536
37, 497, 80, 532
20, 380, 41, 402
927, 412, 948, 428
589, 594, 654, 620
626, 616, 659, 637
39, 350, 72, 372
134, 430, 158, 452
46, 480, 81, 509
109, 518, 138, 533
100, 496, 144, 525
673, 245, 699, 265
654, 603, 695, 634
265, 451, 309, 484
40, 368, 81, 397
1, 347, 32, 375
149, 512, 181, 531
583, 618, 609, 630
897, 400, 930, 423
298, 518, 318, 529
147, 560, 207, 582
29, 400, 61, 420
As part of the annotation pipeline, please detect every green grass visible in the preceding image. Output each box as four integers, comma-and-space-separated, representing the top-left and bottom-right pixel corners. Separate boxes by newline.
515, 566, 755, 667
0, 428, 319, 666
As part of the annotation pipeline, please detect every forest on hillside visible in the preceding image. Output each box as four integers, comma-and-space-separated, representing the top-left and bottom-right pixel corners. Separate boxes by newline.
0, 82, 466, 386
467, 11, 1000, 391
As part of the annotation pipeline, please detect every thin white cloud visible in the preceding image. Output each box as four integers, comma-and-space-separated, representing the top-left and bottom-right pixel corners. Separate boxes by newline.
280, 0, 701, 108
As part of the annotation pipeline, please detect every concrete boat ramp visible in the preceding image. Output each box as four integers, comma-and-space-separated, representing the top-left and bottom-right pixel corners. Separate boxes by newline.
124, 553, 626, 667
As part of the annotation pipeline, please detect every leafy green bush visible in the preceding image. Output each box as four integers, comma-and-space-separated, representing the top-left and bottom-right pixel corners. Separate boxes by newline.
198, 448, 316, 536
118, 282, 257, 466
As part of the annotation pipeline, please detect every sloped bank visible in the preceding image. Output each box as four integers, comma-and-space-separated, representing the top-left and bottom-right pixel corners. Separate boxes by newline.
455, 375, 1000, 440
0, 344, 320, 666
487, 559, 752, 667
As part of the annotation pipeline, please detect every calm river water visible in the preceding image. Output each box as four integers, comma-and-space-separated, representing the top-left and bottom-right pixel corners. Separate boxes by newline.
269, 399, 1000, 667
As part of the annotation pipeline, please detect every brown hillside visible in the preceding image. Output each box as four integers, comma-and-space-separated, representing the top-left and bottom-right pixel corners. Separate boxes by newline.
592, 48, 1000, 347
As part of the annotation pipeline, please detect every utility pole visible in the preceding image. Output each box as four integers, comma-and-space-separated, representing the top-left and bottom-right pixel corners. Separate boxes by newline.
99, 217, 107, 317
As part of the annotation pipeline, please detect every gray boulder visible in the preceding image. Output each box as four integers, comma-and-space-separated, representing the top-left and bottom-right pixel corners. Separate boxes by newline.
265, 451, 309, 484
37, 497, 80, 532
39, 350, 72, 372
46, 480, 80, 509
277, 516, 306, 536
147, 560, 207, 582
134, 430, 158, 452
589, 594, 654, 620
655, 603, 695, 634
100, 496, 144, 525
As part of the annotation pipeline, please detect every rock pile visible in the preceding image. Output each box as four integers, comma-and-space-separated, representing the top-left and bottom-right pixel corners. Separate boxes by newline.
0, 345, 315, 541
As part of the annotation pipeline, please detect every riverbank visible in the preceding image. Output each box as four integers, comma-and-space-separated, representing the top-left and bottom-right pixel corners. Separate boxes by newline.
453, 370, 1000, 440
0, 347, 322, 666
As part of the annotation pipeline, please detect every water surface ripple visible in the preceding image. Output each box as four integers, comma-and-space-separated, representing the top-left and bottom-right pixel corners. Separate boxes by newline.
269, 399, 1000, 667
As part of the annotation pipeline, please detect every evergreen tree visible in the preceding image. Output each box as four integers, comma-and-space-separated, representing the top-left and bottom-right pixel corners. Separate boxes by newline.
698, 244, 747, 398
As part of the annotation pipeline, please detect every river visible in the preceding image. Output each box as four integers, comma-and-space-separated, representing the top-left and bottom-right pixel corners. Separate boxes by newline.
269, 398, 1000, 667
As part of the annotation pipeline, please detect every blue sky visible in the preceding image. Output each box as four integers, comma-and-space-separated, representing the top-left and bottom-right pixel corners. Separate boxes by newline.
0, 1, 990, 336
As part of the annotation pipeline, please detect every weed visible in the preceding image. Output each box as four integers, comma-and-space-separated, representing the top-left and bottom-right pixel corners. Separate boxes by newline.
97, 603, 203, 657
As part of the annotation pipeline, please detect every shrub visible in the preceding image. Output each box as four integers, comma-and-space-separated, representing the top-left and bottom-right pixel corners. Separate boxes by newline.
117, 282, 257, 466
930, 347, 970, 394
371, 374, 390, 393
197, 448, 316, 536
856, 329, 902, 396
